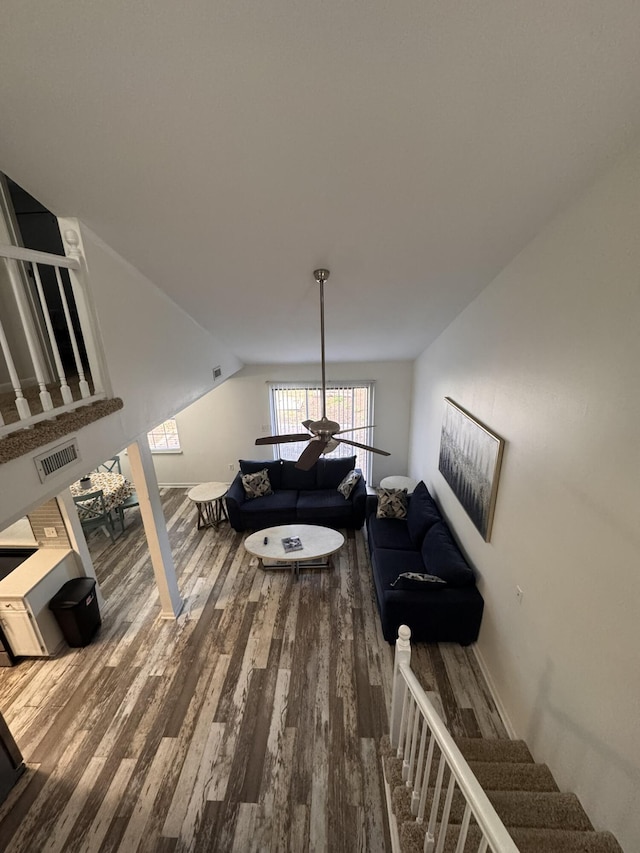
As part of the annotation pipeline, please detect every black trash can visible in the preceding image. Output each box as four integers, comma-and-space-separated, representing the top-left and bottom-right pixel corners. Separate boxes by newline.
49, 577, 101, 648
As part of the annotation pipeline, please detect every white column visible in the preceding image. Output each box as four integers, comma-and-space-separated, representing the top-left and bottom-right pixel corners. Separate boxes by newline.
390, 624, 412, 749
127, 437, 183, 618
57, 491, 106, 611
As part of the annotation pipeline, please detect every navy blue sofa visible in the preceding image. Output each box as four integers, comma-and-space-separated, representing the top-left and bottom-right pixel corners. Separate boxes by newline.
366, 481, 484, 644
225, 456, 367, 532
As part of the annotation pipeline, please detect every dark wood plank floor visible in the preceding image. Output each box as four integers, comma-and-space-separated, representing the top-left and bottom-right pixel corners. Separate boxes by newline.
0, 489, 506, 852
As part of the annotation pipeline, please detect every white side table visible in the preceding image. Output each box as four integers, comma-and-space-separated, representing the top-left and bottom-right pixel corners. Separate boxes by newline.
187, 482, 229, 529
379, 475, 419, 494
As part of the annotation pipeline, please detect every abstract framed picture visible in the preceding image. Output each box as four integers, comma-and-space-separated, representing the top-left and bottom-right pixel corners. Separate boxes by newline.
438, 398, 505, 542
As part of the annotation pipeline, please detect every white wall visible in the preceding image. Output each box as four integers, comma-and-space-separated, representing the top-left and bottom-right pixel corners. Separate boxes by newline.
130, 361, 413, 487
0, 221, 242, 529
409, 142, 640, 851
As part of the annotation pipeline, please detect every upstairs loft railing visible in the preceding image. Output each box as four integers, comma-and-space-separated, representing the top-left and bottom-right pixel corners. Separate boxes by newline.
390, 626, 520, 853
0, 229, 108, 437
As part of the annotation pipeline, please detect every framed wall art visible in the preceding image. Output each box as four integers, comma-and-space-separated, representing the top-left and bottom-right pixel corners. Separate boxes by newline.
438, 398, 505, 542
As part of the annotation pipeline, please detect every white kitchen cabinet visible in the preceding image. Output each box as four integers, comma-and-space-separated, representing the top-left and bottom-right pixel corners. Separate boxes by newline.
0, 550, 82, 657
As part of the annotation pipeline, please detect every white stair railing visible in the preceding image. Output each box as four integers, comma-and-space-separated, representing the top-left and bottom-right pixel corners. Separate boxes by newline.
0, 230, 107, 435
389, 626, 520, 853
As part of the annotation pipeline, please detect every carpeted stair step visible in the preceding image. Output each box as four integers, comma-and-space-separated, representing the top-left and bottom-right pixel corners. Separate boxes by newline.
454, 736, 534, 764
466, 760, 558, 792
400, 822, 624, 853
392, 782, 593, 832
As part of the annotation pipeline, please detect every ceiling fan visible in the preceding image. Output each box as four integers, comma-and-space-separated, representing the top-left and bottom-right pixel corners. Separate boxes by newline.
255, 268, 391, 470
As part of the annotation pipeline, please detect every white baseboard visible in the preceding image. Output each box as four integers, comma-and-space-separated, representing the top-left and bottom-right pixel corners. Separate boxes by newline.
472, 644, 517, 739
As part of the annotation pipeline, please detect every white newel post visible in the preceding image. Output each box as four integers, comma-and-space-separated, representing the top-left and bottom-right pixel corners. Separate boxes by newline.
127, 438, 183, 618
61, 225, 106, 397
390, 624, 412, 750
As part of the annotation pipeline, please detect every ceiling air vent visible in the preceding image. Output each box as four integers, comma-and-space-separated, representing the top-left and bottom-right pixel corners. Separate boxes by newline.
213, 366, 222, 380
34, 438, 81, 483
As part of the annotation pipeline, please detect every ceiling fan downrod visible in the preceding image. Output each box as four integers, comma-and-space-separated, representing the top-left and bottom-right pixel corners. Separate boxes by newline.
313, 268, 330, 421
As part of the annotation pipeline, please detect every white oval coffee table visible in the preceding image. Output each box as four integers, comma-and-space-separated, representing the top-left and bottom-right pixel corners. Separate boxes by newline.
244, 524, 344, 579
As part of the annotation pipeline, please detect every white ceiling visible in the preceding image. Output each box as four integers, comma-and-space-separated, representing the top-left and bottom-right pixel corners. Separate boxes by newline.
2, 1, 640, 365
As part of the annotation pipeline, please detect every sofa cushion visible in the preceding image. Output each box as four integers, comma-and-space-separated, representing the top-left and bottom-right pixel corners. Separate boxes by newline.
238, 489, 298, 516
297, 489, 354, 520
406, 481, 442, 547
241, 468, 273, 499
317, 456, 357, 489
367, 515, 415, 551
281, 460, 317, 490
337, 469, 361, 499
420, 521, 475, 587
371, 547, 428, 587
239, 459, 283, 491
376, 488, 408, 519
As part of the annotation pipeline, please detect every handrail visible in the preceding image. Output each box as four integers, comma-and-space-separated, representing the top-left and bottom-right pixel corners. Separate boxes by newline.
389, 625, 520, 853
0, 243, 80, 270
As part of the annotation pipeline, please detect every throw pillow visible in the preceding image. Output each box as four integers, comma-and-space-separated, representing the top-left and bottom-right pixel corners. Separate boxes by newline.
337, 469, 361, 499
390, 572, 447, 589
375, 488, 408, 519
241, 468, 273, 499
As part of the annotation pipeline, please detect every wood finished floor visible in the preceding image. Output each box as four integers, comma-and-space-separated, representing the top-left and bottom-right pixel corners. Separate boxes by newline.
0, 489, 507, 852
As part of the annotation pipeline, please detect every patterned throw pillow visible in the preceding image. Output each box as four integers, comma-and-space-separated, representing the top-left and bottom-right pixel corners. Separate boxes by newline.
241, 468, 273, 499
337, 469, 361, 499
375, 488, 408, 519
391, 572, 447, 589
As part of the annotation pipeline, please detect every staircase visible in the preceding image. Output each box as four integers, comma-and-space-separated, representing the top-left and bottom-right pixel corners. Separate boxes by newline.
381, 734, 623, 853
385, 626, 625, 853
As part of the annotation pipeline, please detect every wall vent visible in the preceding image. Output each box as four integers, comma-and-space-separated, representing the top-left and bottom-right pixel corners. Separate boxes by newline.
213, 365, 222, 380
34, 439, 81, 482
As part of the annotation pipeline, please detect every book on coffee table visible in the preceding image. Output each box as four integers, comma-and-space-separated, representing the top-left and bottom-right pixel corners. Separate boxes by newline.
281, 536, 303, 553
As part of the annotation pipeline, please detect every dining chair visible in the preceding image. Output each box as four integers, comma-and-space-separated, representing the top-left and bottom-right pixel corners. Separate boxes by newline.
96, 456, 122, 474
116, 490, 140, 529
73, 489, 124, 543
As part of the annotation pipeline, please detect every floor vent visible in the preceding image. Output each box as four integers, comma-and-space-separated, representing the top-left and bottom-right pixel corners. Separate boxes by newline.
213, 365, 222, 380
34, 439, 81, 482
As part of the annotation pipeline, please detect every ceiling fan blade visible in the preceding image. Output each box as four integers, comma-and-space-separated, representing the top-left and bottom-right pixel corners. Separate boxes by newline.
338, 437, 391, 456
333, 425, 376, 435
295, 438, 328, 470
255, 433, 312, 445
301, 419, 313, 430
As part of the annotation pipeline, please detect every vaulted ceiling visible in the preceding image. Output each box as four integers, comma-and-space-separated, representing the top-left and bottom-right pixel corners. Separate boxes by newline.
2, 1, 640, 364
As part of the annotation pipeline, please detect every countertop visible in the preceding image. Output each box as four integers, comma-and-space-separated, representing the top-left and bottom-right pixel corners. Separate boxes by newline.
0, 549, 75, 598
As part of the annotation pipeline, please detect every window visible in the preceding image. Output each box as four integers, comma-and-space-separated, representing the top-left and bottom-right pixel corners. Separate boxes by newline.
269, 382, 374, 480
147, 418, 181, 453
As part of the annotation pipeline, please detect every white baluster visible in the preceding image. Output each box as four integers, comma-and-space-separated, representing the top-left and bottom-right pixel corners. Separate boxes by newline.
417, 732, 436, 822
426, 751, 446, 852
407, 695, 421, 788
31, 261, 73, 405
63, 228, 105, 396
435, 771, 457, 853
453, 803, 472, 853
5, 257, 53, 411
412, 717, 428, 815
403, 696, 416, 781
54, 265, 90, 398
390, 624, 411, 749
0, 318, 31, 421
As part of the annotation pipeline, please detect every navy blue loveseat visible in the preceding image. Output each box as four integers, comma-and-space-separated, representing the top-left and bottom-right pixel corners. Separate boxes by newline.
366, 481, 484, 644
226, 456, 367, 532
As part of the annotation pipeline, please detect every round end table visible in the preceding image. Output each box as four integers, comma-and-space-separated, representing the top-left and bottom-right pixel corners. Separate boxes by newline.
187, 482, 229, 529
379, 475, 419, 494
